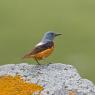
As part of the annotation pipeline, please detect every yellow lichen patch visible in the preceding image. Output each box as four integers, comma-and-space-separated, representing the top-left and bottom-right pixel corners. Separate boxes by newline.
0, 75, 43, 95
68, 90, 76, 95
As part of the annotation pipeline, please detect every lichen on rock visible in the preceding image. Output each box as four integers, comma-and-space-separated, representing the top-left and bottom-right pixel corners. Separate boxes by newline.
0, 75, 43, 95
0, 63, 95, 95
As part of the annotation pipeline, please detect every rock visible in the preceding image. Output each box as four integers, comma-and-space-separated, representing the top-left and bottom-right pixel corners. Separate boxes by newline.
0, 63, 95, 95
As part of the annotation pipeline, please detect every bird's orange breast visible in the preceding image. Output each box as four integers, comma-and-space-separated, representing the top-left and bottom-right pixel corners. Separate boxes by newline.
32, 46, 54, 60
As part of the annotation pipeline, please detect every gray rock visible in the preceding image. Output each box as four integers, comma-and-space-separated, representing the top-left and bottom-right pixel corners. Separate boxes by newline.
0, 63, 95, 95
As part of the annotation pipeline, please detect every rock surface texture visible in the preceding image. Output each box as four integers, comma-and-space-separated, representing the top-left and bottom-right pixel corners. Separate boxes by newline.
0, 63, 95, 95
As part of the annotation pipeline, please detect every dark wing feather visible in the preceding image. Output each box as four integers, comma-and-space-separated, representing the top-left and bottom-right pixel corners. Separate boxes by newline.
31, 41, 54, 55
23, 41, 54, 58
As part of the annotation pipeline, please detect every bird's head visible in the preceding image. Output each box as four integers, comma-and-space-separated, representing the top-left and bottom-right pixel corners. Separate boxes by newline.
41, 31, 62, 43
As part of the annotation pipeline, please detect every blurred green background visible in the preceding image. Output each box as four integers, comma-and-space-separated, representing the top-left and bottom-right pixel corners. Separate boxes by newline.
0, 0, 95, 83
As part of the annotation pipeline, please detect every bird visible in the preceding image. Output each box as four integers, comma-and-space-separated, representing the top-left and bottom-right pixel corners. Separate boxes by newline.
23, 31, 62, 65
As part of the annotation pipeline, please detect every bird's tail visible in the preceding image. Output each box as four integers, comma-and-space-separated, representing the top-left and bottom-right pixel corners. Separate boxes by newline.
22, 55, 28, 59
22, 53, 32, 59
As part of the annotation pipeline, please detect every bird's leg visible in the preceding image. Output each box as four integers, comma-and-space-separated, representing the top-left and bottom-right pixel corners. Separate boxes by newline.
47, 61, 53, 66
34, 57, 41, 65
43, 58, 53, 65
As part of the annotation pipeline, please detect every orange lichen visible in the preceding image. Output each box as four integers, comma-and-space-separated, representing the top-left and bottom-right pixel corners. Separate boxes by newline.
68, 90, 76, 95
0, 75, 43, 95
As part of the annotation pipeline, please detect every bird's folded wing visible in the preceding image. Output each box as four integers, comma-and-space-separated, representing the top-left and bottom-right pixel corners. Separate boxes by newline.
23, 41, 54, 57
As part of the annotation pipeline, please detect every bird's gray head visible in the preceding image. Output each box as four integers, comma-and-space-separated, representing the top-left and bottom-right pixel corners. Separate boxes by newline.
41, 31, 62, 43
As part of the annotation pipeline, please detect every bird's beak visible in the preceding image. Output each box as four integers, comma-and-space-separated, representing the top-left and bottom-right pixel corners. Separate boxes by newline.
55, 33, 62, 36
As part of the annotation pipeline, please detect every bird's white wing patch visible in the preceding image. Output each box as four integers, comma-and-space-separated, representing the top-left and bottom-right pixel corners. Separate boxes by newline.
36, 42, 44, 46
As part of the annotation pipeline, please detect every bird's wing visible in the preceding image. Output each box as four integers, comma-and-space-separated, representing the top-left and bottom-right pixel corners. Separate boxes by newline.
31, 41, 54, 55
23, 41, 54, 58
